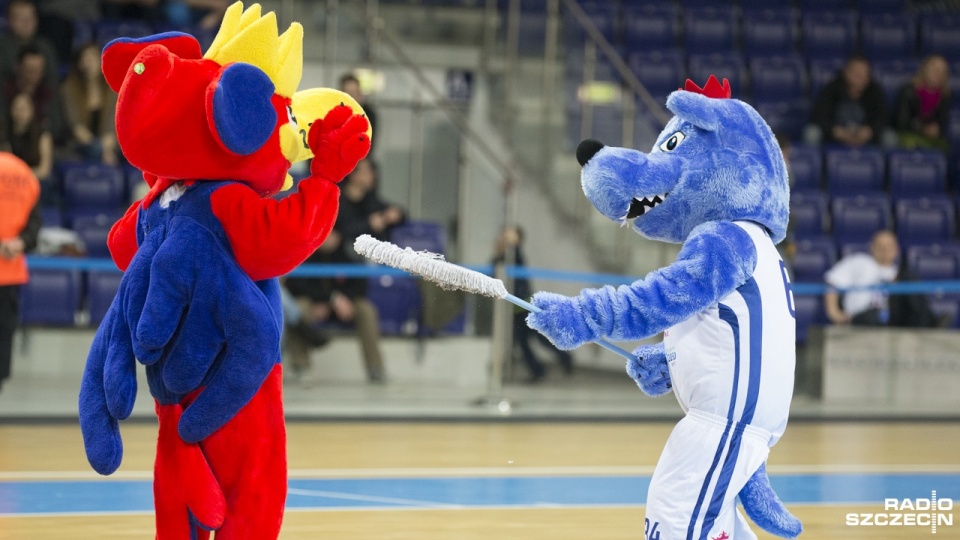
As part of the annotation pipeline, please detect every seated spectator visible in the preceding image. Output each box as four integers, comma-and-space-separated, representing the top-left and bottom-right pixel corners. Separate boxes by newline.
285, 159, 404, 383
493, 226, 573, 383
893, 55, 951, 151
340, 72, 378, 154
806, 54, 894, 148
2, 94, 53, 192
824, 230, 940, 328
2, 44, 63, 142
0, 0, 59, 86
60, 43, 118, 165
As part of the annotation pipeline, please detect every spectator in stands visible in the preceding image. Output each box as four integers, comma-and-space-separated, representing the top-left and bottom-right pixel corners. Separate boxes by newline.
806, 55, 893, 148
893, 55, 951, 152
285, 158, 404, 383
36, 0, 102, 67
2, 94, 53, 193
824, 230, 940, 328
0, 152, 41, 394
0, 0, 59, 86
340, 72, 378, 155
61, 43, 118, 165
2, 44, 63, 142
102, 0, 227, 30
493, 225, 573, 383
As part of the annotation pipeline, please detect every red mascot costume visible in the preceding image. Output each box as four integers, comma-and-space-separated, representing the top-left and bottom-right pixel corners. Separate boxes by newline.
78, 3, 371, 538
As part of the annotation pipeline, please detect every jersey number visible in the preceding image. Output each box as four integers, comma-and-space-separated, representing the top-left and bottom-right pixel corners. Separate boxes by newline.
779, 260, 796, 319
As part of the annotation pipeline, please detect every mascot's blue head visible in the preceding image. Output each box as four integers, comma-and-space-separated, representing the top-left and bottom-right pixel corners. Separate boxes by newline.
577, 76, 789, 244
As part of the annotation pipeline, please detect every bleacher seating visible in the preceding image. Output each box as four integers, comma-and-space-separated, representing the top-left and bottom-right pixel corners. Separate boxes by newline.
825, 147, 885, 195
831, 194, 891, 244
688, 53, 744, 97
73, 216, 113, 258
788, 144, 824, 192
683, 7, 737, 54
794, 295, 824, 344
790, 192, 829, 239
807, 58, 844, 97
860, 13, 916, 61
749, 55, 806, 105
802, 12, 857, 61
888, 150, 947, 199
87, 271, 122, 326
61, 164, 125, 224
742, 10, 796, 57
628, 50, 685, 102
919, 13, 960, 61
623, 4, 676, 51
20, 269, 81, 326
793, 239, 837, 282
896, 198, 955, 248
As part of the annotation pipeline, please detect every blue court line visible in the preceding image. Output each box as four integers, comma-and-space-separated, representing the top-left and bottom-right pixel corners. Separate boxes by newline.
0, 473, 957, 516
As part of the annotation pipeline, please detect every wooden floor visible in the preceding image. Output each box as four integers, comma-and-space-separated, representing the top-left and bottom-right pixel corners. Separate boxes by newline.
1, 422, 958, 539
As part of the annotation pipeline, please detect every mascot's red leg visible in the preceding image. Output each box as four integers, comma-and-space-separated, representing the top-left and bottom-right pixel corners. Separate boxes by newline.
154, 401, 226, 540
200, 364, 288, 540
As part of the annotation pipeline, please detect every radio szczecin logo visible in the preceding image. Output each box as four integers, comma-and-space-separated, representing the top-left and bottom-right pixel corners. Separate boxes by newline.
847, 491, 954, 534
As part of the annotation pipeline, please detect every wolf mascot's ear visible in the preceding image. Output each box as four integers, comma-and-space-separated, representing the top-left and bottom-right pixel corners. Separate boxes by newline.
665, 76, 732, 132
101, 32, 202, 92
205, 62, 278, 156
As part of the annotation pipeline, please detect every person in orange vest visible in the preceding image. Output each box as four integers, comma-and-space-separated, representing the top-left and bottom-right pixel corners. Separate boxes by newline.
0, 151, 40, 392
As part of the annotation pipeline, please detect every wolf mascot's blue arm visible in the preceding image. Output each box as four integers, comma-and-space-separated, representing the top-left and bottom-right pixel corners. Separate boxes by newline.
527, 77, 801, 539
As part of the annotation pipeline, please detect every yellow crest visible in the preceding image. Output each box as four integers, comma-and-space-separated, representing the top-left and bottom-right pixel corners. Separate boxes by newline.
204, 1, 303, 98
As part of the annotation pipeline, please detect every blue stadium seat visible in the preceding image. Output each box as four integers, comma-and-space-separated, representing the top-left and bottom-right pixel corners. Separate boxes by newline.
802, 12, 857, 61
790, 192, 829, 239
755, 101, 809, 142
390, 221, 447, 254
906, 244, 960, 276
928, 296, 960, 328
808, 58, 845, 97
62, 164, 124, 215
623, 4, 677, 51
563, 2, 616, 45
855, 0, 906, 14
788, 144, 823, 191
825, 147, 885, 195
831, 194, 892, 244
873, 59, 918, 109
793, 237, 837, 282
860, 13, 916, 61
366, 275, 420, 336
911, 252, 959, 280
895, 198, 954, 247
741, 0, 791, 12
96, 20, 153, 46
40, 207, 62, 229
920, 14, 960, 61
20, 269, 81, 326
683, 7, 737, 54
687, 53, 744, 97
794, 295, 823, 343
888, 150, 947, 200
73, 215, 114, 258
749, 56, 806, 104
742, 10, 796, 57
87, 271, 122, 327
628, 50, 684, 102
798, 0, 852, 13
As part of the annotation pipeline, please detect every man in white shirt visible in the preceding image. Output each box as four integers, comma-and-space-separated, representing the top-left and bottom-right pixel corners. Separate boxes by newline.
824, 230, 940, 327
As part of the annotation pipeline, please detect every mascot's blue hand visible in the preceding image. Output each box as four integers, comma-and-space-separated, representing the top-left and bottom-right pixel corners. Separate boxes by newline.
526, 291, 597, 350
131, 223, 281, 443
626, 343, 672, 397
78, 235, 166, 476
175, 277, 281, 443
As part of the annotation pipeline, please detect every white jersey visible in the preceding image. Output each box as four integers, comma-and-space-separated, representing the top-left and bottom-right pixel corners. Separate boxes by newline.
662, 221, 796, 445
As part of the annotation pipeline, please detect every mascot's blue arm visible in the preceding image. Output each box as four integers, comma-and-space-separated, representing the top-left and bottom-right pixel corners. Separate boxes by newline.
528, 220, 757, 349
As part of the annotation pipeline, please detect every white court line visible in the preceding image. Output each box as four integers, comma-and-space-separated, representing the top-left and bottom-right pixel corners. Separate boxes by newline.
286, 488, 463, 509
2, 463, 959, 481
0, 501, 912, 519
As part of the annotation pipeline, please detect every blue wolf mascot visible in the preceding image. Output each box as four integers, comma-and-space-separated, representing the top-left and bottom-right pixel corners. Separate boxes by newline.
528, 76, 803, 540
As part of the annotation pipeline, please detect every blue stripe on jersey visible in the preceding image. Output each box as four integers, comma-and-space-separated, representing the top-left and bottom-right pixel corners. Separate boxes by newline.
686, 304, 740, 540
697, 278, 764, 540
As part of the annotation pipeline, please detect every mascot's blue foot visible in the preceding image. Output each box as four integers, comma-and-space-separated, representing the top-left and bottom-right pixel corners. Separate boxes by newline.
739, 463, 803, 539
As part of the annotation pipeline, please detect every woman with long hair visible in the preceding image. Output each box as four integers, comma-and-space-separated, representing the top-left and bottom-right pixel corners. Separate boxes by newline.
894, 55, 951, 150
60, 42, 118, 164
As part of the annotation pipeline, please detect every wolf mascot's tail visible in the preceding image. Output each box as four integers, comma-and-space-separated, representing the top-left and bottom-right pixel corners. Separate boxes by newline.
740, 463, 803, 539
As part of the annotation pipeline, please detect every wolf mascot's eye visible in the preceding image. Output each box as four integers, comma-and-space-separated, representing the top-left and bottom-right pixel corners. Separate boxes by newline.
659, 132, 685, 152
